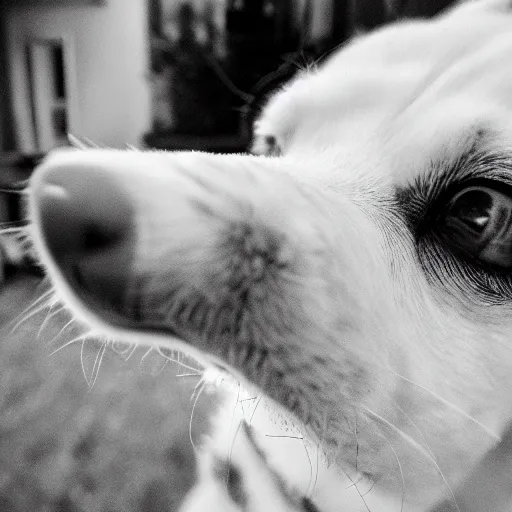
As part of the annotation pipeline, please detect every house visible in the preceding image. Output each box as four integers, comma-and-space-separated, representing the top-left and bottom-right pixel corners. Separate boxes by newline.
0, 0, 151, 154
0, 0, 458, 157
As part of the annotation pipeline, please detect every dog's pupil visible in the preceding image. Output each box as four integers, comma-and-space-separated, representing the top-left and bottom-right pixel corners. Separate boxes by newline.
449, 188, 493, 234
83, 224, 112, 251
439, 186, 512, 268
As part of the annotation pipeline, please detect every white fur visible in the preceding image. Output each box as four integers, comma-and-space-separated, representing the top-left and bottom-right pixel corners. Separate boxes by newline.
28, 1, 512, 510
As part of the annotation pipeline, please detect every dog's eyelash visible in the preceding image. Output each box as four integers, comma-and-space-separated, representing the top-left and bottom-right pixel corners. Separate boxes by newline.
398, 143, 512, 233
418, 234, 512, 305
394, 139, 512, 303
393, 130, 512, 304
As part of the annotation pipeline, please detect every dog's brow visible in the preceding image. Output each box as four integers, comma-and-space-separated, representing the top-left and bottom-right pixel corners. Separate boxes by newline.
386, 30, 497, 128
395, 129, 512, 230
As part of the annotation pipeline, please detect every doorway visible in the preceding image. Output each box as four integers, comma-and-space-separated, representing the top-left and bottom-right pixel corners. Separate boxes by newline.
27, 38, 71, 152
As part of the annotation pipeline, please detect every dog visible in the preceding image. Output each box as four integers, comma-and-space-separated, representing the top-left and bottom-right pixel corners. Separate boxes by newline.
27, 0, 512, 510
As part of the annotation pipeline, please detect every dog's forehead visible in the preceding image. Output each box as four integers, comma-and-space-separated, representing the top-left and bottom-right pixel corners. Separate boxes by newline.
255, 0, 512, 189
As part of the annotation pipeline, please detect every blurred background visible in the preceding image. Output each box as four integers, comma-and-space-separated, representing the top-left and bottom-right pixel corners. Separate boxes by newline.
0, 1, 456, 511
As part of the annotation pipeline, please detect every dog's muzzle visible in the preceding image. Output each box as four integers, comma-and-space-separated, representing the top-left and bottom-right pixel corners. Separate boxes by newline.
28, 148, 311, 334
28, 148, 383, 440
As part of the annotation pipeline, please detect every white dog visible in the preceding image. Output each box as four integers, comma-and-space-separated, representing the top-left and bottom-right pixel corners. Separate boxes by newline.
28, 1, 512, 510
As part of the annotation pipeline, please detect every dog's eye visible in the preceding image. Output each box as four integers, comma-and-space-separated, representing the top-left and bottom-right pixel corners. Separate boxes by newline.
263, 135, 281, 156
251, 133, 282, 157
440, 186, 512, 267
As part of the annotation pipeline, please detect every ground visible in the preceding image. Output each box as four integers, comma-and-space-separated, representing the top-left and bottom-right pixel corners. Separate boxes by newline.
0, 272, 214, 512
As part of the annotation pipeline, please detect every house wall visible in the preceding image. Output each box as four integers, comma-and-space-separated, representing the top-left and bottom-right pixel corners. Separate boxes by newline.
5, 0, 151, 151
0, 6, 16, 151
295, 0, 333, 41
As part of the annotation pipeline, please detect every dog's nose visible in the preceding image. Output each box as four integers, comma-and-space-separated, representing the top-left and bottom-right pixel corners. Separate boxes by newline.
32, 162, 135, 314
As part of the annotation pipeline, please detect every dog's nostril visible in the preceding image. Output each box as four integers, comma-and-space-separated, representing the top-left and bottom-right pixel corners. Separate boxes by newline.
33, 166, 136, 319
83, 224, 120, 252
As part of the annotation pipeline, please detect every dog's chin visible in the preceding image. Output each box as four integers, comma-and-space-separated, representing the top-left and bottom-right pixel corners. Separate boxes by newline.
54, 263, 307, 419
83, 291, 337, 453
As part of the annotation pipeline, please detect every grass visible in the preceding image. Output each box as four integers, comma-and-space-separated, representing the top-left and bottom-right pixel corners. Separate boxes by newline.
0, 272, 215, 512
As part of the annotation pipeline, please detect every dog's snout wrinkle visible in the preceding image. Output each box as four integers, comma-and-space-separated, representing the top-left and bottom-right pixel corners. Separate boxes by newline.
32, 162, 136, 319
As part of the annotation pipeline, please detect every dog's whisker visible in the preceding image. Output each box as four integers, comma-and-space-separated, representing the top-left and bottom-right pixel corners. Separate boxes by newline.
393, 402, 461, 512
176, 360, 203, 374
138, 346, 169, 377
80, 337, 107, 388
299, 435, 316, 499
365, 407, 462, 512
48, 318, 77, 345
9, 289, 54, 333
67, 133, 99, 149
158, 348, 204, 375
367, 419, 406, 512
354, 415, 360, 473
225, 383, 243, 469
189, 378, 208, 455
393, 402, 437, 460
46, 333, 88, 359
123, 344, 138, 361
139, 346, 155, 370
154, 358, 169, 376
248, 395, 262, 425
360, 477, 379, 498
388, 370, 500, 441
37, 303, 63, 338
362, 406, 432, 461
0, 223, 27, 232
0, 187, 26, 195
88, 340, 107, 389
264, 434, 304, 440
79, 336, 92, 384
345, 475, 364, 490
343, 471, 372, 512
8, 287, 53, 328
386, 436, 405, 512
